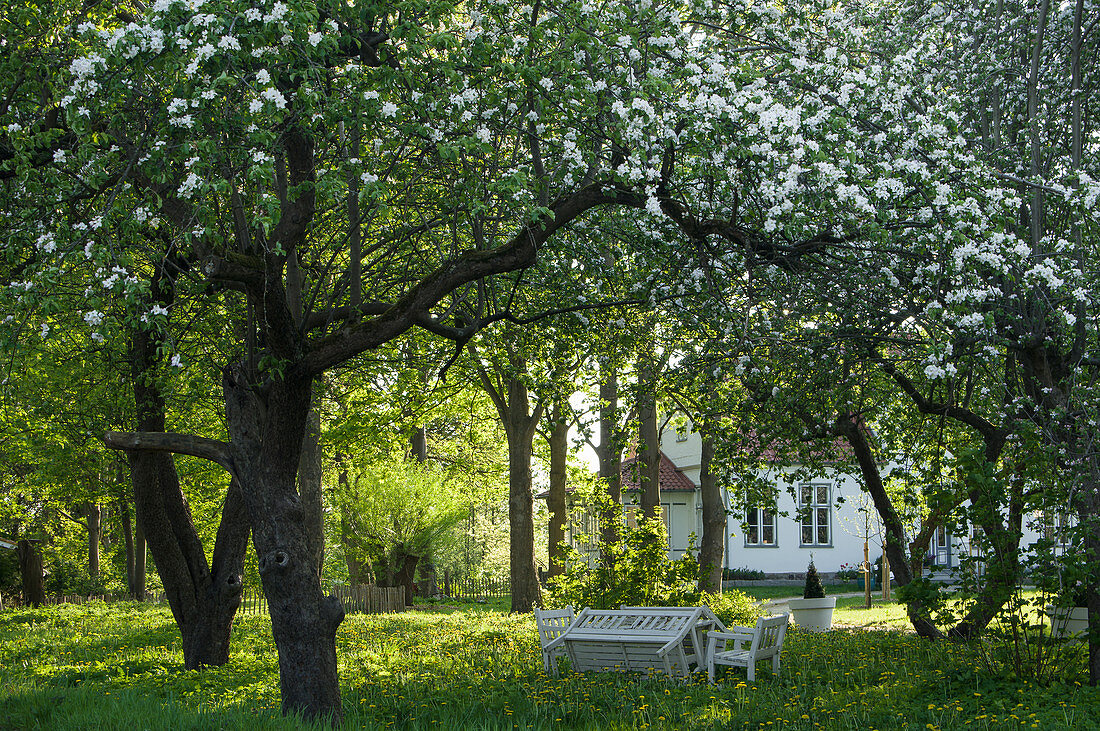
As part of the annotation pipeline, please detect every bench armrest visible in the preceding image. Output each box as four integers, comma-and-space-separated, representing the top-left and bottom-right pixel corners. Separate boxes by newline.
544, 635, 567, 651
705, 629, 753, 657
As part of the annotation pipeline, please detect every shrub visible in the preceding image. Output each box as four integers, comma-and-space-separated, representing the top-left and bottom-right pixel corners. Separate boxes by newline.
803, 559, 826, 599
722, 567, 765, 581
546, 492, 699, 609
699, 590, 762, 627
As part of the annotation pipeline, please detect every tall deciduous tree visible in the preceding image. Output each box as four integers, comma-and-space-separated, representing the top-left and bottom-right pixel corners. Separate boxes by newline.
9, 0, 1075, 719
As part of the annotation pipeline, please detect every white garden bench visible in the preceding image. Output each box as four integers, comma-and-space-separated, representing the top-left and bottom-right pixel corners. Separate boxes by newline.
543, 606, 724, 679
705, 613, 789, 683
533, 605, 574, 676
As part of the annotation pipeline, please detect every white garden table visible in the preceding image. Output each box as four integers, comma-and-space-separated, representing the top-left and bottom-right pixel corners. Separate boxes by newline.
543, 605, 725, 679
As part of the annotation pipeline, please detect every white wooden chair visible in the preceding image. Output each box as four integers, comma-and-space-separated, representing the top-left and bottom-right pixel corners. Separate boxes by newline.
534, 605, 575, 676
706, 614, 788, 683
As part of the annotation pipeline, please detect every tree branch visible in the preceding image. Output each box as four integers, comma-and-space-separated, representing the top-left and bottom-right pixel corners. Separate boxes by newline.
302, 181, 641, 375
104, 431, 239, 476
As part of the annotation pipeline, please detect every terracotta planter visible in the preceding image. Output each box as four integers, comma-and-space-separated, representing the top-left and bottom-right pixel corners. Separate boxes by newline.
1045, 605, 1088, 640
787, 596, 837, 633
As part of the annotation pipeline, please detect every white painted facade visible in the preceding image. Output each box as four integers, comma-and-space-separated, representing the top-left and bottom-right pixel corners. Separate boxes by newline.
655, 426, 1061, 577
659, 428, 871, 575
562, 422, 1064, 578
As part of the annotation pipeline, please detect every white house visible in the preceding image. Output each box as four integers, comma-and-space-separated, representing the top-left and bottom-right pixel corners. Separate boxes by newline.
556, 421, 1064, 578
644, 425, 1061, 577
655, 426, 869, 575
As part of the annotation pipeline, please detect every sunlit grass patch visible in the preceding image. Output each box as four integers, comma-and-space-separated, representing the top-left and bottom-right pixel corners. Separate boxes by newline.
2, 600, 1100, 729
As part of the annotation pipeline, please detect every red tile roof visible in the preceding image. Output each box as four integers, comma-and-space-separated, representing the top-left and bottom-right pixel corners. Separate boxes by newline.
620, 452, 697, 492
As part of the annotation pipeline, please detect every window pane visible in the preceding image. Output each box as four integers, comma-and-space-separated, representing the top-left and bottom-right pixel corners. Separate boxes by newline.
746, 509, 758, 529
763, 511, 774, 529
802, 526, 813, 544
818, 525, 829, 544
801, 486, 812, 505
762, 526, 774, 545
748, 525, 759, 544
817, 485, 828, 505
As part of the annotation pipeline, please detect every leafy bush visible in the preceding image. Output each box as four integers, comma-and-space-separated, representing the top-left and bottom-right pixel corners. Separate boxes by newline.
723, 566, 765, 581
548, 518, 699, 609
699, 590, 762, 627
546, 491, 700, 609
803, 559, 826, 599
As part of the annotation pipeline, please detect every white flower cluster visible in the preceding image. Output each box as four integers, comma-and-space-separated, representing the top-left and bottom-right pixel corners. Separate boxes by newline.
1024, 261, 1066, 290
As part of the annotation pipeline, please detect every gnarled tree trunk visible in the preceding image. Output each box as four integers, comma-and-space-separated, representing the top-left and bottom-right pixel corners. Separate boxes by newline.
15, 539, 45, 607
222, 366, 345, 721
598, 363, 623, 556
697, 428, 725, 593
546, 402, 569, 580
126, 320, 250, 668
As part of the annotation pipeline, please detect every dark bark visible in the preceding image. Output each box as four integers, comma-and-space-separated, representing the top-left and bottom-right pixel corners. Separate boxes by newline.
838, 411, 1023, 640
547, 402, 569, 579
111, 115, 636, 724
222, 368, 345, 722
598, 364, 623, 553
395, 552, 419, 606
637, 349, 661, 521
298, 399, 324, 580
122, 494, 135, 593
83, 502, 102, 579
697, 429, 725, 593
133, 519, 147, 600
838, 415, 944, 638
475, 352, 543, 613
507, 423, 541, 612
126, 322, 249, 668
411, 426, 428, 463
15, 539, 45, 607
120, 491, 146, 600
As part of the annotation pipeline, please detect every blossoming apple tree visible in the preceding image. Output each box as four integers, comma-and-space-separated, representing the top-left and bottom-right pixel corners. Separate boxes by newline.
7, 0, 1092, 718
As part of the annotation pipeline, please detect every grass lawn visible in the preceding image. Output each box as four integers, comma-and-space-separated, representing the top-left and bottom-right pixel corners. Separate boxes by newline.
1, 600, 1097, 730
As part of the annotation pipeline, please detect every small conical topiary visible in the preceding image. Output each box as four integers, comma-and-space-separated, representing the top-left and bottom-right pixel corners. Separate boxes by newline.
803, 558, 826, 599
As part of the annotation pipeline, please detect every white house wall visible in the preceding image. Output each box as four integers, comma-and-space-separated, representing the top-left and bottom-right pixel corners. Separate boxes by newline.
660, 426, 1062, 576
661, 428, 876, 575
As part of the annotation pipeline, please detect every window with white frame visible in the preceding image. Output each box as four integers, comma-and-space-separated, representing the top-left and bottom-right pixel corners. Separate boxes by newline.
799, 483, 831, 546
1041, 510, 1074, 553
745, 506, 776, 546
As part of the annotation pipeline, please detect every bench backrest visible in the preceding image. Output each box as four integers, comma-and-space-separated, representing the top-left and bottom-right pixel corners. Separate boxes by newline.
567, 607, 704, 642
534, 606, 575, 649
750, 614, 788, 656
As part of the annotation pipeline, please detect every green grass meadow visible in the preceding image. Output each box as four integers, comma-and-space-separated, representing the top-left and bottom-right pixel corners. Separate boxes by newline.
1, 598, 1098, 730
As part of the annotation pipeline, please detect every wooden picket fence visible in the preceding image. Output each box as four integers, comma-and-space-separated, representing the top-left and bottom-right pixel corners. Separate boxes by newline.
1, 591, 166, 610
442, 575, 509, 601
329, 583, 405, 614
237, 584, 405, 617
1, 586, 407, 616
